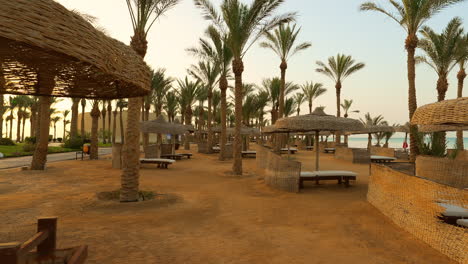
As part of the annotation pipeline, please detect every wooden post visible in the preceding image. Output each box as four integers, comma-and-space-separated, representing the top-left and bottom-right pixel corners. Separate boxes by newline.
37, 217, 57, 257
315, 131, 320, 171
0, 242, 20, 264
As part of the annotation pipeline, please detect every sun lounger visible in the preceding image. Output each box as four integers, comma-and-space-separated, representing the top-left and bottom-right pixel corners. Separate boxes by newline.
161, 154, 183, 160
241, 151, 257, 158
179, 153, 193, 159
370, 155, 396, 163
299, 171, 357, 188
456, 219, 468, 227
281, 148, 298, 154
140, 158, 175, 169
324, 148, 335, 153
306, 146, 314, 151
212, 146, 220, 153
437, 203, 468, 225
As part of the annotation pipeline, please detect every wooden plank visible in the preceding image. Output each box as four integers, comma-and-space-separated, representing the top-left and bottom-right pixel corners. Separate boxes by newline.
18, 231, 49, 256
37, 217, 57, 257
67, 245, 88, 264
0, 242, 21, 264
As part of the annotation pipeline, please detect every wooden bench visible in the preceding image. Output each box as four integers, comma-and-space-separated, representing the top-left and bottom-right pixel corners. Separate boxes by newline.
299, 171, 357, 188
241, 151, 256, 158
306, 146, 314, 151
370, 155, 396, 163
161, 154, 183, 160
140, 158, 175, 169
0, 217, 88, 264
324, 148, 335, 154
212, 147, 220, 153
179, 153, 193, 159
280, 148, 298, 154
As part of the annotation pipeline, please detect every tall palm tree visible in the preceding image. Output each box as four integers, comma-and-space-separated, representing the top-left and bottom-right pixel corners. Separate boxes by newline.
261, 77, 299, 124
316, 54, 365, 143
188, 25, 233, 160
456, 33, 468, 149
360, 112, 385, 149
260, 23, 311, 118
62, 110, 71, 140
360, 0, 466, 161
283, 97, 296, 117
301, 81, 326, 114
341, 99, 360, 145
177, 77, 200, 149
293, 93, 305, 116
21, 111, 30, 142
255, 90, 270, 127
90, 100, 100, 160
189, 60, 220, 152
212, 90, 221, 124
116, 99, 128, 144
81, 99, 86, 137
417, 17, 464, 101
31, 95, 53, 170
0, 95, 6, 138
194, 0, 295, 175
112, 104, 118, 144
107, 100, 112, 143
70, 98, 80, 139
101, 103, 107, 144
8, 97, 18, 140
164, 91, 179, 122
123, 0, 180, 202
29, 97, 39, 138
50, 116, 62, 140
195, 85, 208, 140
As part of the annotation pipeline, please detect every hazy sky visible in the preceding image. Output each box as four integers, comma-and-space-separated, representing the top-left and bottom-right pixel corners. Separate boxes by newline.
54, 0, 468, 127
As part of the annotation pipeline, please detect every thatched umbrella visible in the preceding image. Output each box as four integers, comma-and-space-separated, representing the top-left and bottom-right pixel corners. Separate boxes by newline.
275, 108, 364, 170
0, 0, 151, 170
227, 126, 261, 136
140, 116, 191, 155
411, 98, 468, 127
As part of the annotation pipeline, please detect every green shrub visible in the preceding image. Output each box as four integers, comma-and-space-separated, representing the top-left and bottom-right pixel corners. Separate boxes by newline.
0, 138, 15, 146
57, 138, 63, 143
48, 135, 53, 142
63, 136, 84, 150
25, 137, 36, 144
22, 143, 36, 152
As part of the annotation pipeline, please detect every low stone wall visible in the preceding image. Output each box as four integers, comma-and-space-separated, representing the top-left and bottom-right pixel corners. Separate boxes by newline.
415, 156, 468, 188
370, 146, 395, 157
368, 165, 467, 263
335, 147, 370, 164
256, 144, 300, 192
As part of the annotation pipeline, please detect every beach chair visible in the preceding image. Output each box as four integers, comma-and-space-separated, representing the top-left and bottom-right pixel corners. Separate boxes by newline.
306, 146, 314, 151
299, 171, 357, 188
161, 154, 183, 160
212, 146, 221, 153
179, 153, 193, 159
324, 148, 335, 154
370, 155, 396, 163
241, 151, 257, 158
281, 148, 298, 154
437, 203, 468, 225
456, 219, 468, 227
140, 158, 175, 169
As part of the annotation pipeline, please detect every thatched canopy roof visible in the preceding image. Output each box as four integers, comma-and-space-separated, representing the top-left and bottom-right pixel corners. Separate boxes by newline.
411, 98, 468, 129
227, 126, 261, 136
261, 126, 290, 134
418, 124, 468, 132
394, 125, 410, 133
274, 108, 364, 132
346, 125, 395, 135
0, 0, 151, 99
140, 116, 188, 135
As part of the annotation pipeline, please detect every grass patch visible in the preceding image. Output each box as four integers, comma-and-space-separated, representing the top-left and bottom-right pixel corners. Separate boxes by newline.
98, 143, 113, 147
0, 143, 78, 158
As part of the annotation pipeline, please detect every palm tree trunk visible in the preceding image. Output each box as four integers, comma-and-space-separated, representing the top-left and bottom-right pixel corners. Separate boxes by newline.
63, 120, 66, 140
219, 75, 228, 161
232, 58, 244, 175
335, 82, 342, 144
184, 111, 192, 150
53, 124, 57, 140
90, 104, 100, 160
436, 75, 448, 102
81, 104, 85, 137
16, 113, 22, 142
456, 68, 465, 150
119, 108, 124, 144
278, 60, 287, 119
70, 98, 80, 138
406, 34, 419, 162
207, 87, 214, 154
9, 114, 13, 139
22, 118, 26, 142
31, 96, 51, 170
142, 104, 150, 151
101, 108, 106, 144
108, 102, 112, 143
112, 110, 117, 144
0, 96, 3, 138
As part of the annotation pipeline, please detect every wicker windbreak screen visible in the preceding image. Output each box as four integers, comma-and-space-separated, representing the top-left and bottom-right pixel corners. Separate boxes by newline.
0, 0, 151, 99
411, 98, 468, 128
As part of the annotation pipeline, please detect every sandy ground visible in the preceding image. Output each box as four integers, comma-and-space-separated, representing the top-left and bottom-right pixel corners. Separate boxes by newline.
0, 145, 454, 264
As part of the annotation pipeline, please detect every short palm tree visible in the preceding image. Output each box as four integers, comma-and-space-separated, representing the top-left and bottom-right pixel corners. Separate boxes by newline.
360, 112, 385, 149
0, 95, 5, 138
101, 102, 107, 144
260, 23, 311, 119
255, 90, 270, 127
50, 116, 62, 140
293, 93, 305, 116
90, 100, 100, 160
70, 98, 80, 138
116, 99, 128, 144
164, 91, 179, 122
341, 99, 359, 118
261, 77, 299, 123
456, 33, 468, 149
194, 0, 296, 175
62, 110, 71, 140
284, 97, 296, 117
152, 69, 173, 116
177, 77, 201, 149
123, 0, 180, 202
301, 82, 326, 114
188, 60, 220, 152
360, 0, 467, 161
80, 99, 86, 137
21, 111, 30, 142
417, 17, 464, 102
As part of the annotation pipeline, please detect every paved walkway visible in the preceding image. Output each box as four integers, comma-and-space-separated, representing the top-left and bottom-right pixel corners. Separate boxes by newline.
0, 148, 112, 169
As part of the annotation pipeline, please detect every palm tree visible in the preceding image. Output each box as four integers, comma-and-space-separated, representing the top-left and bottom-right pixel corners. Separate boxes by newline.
62, 110, 71, 140
101, 103, 107, 144
417, 17, 464, 102
0, 95, 6, 138
8, 97, 18, 139
194, 0, 295, 175
81, 99, 86, 137
5, 115, 13, 139
360, 112, 385, 149
107, 101, 112, 142
31, 95, 52, 170
112, 103, 118, 144
51, 116, 62, 140
255, 90, 270, 127
301, 82, 326, 114
195, 85, 208, 141
116, 99, 128, 144
212, 90, 221, 124
177, 77, 200, 149
189, 60, 220, 153
284, 97, 296, 117
360, 0, 466, 161
316, 54, 365, 143
70, 98, 80, 138
456, 33, 468, 149
123, 0, 180, 202
90, 100, 100, 160
188, 25, 233, 160
293, 93, 305, 116
261, 77, 299, 124
164, 91, 179, 122
21, 111, 30, 142
260, 23, 311, 119
341, 99, 360, 145
383, 123, 397, 148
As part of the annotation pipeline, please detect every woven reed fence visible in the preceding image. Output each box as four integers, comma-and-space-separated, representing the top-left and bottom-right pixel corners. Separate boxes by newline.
335, 147, 370, 164
370, 147, 395, 157
415, 156, 468, 189
256, 145, 301, 192
368, 165, 467, 263
447, 150, 468, 161
144, 144, 159, 158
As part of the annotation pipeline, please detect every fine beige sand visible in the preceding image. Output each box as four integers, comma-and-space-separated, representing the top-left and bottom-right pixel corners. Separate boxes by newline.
0, 145, 454, 264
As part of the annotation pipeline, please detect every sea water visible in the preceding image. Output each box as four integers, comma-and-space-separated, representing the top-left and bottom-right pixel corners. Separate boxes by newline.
346, 137, 468, 150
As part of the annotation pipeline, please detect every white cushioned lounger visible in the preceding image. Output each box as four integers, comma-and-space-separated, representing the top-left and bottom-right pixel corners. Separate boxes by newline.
370, 155, 396, 161
438, 203, 468, 218
242, 151, 257, 154
140, 158, 175, 163
300, 171, 357, 178
456, 219, 468, 227
299, 170, 357, 188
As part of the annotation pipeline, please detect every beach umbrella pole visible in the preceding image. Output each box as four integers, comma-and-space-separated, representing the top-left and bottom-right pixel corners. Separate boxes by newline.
315, 131, 320, 171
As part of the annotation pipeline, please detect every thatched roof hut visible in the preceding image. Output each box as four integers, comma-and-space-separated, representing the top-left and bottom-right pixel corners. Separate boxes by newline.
411, 98, 468, 129
140, 116, 189, 135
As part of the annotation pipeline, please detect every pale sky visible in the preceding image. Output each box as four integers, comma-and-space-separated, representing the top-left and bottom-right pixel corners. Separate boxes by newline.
18, 0, 468, 137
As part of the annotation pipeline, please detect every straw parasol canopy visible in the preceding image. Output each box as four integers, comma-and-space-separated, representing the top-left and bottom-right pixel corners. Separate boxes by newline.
417, 124, 468, 132
275, 108, 364, 133
274, 108, 364, 170
0, 0, 151, 99
140, 116, 188, 135
261, 126, 290, 134
226, 126, 261, 136
411, 98, 468, 128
